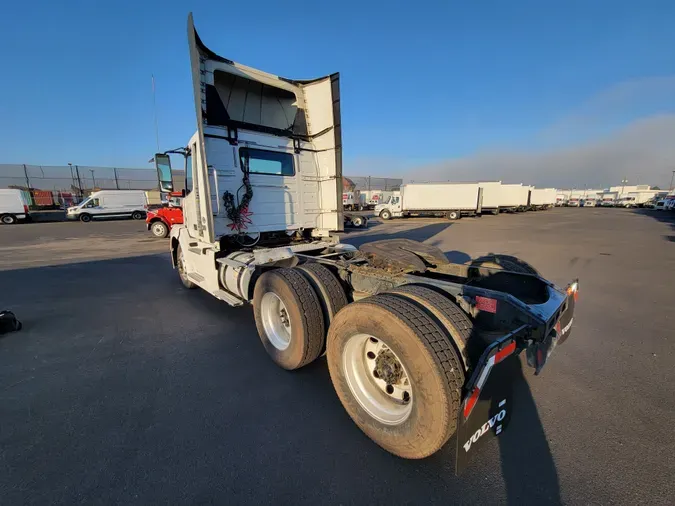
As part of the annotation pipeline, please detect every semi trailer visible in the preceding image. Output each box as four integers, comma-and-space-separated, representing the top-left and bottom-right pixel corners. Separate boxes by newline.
158, 14, 579, 473
373, 183, 483, 220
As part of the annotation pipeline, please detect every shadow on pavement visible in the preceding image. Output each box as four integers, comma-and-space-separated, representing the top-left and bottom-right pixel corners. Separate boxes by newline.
633, 208, 675, 242
341, 222, 453, 249
0, 250, 560, 504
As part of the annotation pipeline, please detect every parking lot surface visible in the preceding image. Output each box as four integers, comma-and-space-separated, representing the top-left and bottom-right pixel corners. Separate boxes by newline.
1, 209, 674, 504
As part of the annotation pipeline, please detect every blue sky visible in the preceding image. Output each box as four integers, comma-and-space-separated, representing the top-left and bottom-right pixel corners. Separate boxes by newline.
1, 1, 674, 185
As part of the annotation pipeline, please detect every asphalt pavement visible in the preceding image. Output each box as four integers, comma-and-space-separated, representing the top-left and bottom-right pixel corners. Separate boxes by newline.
1, 208, 674, 504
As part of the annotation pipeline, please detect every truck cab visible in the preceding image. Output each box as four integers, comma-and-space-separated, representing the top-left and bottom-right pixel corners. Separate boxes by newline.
374, 192, 401, 220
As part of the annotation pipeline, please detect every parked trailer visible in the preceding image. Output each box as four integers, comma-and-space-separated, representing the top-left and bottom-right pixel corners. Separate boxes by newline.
529, 188, 557, 210
374, 183, 482, 220
478, 181, 502, 215
599, 191, 619, 207
499, 184, 529, 212
157, 14, 579, 473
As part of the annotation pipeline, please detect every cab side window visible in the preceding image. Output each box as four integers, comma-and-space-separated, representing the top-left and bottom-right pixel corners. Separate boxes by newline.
86, 198, 99, 208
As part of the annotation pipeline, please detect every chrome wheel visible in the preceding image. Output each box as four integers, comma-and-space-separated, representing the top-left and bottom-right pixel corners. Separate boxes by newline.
342, 333, 413, 425
260, 292, 292, 350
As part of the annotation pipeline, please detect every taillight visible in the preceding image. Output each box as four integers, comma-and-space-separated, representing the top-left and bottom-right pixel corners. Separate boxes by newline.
463, 339, 516, 420
566, 281, 579, 301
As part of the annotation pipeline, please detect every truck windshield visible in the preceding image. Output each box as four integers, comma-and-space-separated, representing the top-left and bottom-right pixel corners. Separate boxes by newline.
383, 196, 391, 204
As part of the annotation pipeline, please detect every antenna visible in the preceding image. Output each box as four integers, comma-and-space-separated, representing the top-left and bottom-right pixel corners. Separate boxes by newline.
152, 74, 160, 152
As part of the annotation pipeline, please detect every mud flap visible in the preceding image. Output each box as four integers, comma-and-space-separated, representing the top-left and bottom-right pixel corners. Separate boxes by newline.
455, 326, 527, 475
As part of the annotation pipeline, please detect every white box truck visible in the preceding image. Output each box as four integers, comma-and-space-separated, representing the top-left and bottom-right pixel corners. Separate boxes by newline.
66, 190, 148, 222
153, 14, 579, 472
499, 184, 530, 212
373, 183, 482, 220
529, 188, 557, 210
0, 189, 30, 225
478, 181, 502, 215
361, 190, 394, 209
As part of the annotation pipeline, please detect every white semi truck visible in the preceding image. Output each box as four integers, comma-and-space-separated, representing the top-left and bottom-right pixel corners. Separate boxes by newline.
361, 190, 394, 210
157, 14, 579, 471
373, 183, 483, 220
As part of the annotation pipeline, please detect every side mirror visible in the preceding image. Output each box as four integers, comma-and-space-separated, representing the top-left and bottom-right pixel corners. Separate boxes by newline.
154, 154, 173, 192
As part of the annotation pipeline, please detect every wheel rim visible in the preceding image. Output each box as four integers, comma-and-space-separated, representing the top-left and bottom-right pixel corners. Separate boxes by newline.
152, 223, 166, 236
353, 217, 362, 226
2, 216, 13, 224
177, 249, 189, 281
260, 292, 292, 350
342, 333, 413, 425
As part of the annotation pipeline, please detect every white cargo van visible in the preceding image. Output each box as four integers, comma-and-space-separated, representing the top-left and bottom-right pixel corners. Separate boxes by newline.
66, 190, 148, 222
0, 189, 30, 224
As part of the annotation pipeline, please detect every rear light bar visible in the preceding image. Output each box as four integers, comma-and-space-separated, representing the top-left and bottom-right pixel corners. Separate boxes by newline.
462, 337, 519, 420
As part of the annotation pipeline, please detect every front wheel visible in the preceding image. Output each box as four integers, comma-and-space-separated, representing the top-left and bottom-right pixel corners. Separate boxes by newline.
380, 209, 392, 220
132, 211, 144, 220
151, 221, 169, 238
79, 213, 92, 223
176, 245, 196, 289
327, 294, 465, 459
1, 214, 17, 225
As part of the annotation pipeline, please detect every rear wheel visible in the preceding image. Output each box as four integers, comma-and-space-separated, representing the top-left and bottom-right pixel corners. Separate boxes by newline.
446, 210, 460, 220
351, 216, 364, 227
380, 209, 392, 220
132, 211, 144, 220
79, 213, 91, 223
151, 221, 169, 238
1, 214, 17, 225
327, 294, 465, 459
176, 245, 196, 289
297, 263, 348, 329
253, 268, 325, 370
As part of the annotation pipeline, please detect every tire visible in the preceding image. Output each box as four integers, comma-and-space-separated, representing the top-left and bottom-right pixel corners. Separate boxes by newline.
132, 211, 144, 220
327, 294, 465, 459
79, 213, 92, 223
297, 263, 348, 330
380, 209, 392, 220
176, 245, 196, 289
351, 216, 364, 227
1, 214, 17, 225
253, 268, 325, 370
151, 221, 169, 238
446, 210, 460, 220
471, 254, 539, 275
387, 284, 472, 370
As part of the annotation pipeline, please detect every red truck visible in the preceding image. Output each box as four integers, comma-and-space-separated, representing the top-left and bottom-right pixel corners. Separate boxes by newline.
145, 193, 183, 238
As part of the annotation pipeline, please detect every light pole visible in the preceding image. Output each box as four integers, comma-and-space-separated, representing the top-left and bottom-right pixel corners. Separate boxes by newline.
621, 178, 628, 197
69, 162, 83, 198
670, 170, 675, 191
89, 169, 96, 189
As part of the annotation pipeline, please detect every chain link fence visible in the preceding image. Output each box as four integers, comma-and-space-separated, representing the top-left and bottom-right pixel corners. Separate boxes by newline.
0, 164, 160, 208
345, 176, 402, 191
